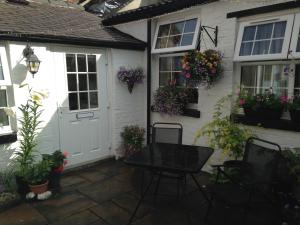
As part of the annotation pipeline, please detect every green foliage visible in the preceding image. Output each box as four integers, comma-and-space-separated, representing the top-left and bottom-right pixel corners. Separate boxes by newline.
282, 148, 300, 183
195, 96, 253, 159
121, 125, 145, 155
23, 159, 52, 185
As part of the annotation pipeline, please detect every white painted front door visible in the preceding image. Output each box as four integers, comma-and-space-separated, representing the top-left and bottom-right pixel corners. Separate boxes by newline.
58, 51, 110, 166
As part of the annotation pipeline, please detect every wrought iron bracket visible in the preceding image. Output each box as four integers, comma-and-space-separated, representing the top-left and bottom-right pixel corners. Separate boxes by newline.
200, 25, 218, 47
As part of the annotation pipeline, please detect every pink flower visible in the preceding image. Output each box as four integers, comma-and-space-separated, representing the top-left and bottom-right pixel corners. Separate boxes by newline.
239, 99, 246, 106
185, 73, 191, 79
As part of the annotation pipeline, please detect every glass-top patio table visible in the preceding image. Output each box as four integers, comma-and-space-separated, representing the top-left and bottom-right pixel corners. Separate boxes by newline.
124, 143, 213, 224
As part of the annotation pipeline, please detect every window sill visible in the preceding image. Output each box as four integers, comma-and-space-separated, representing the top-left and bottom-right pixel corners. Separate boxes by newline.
232, 114, 300, 132
0, 132, 17, 144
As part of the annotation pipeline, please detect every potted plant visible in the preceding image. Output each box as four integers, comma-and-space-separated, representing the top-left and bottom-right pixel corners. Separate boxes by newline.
121, 125, 145, 156
152, 80, 189, 116
23, 159, 52, 195
238, 90, 287, 121
117, 67, 145, 93
42, 150, 68, 192
195, 96, 253, 160
288, 96, 300, 123
14, 86, 46, 196
182, 49, 223, 88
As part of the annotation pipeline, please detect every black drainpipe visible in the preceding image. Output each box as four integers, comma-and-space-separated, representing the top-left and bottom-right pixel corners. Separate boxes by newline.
147, 19, 152, 145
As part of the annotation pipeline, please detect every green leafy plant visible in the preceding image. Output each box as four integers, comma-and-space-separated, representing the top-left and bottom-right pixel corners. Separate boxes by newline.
23, 159, 52, 185
195, 96, 253, 159
121, 125, 145, 156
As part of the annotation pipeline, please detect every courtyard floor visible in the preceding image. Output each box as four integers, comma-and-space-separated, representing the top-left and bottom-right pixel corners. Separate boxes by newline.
0, 159, 281, 225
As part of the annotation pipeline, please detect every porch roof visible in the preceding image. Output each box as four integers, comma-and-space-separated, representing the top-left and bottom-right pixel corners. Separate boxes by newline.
102, 0, 218, 26
0, 0, 147, 50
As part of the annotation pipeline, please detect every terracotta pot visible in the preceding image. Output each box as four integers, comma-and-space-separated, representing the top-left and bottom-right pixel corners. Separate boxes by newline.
29, 180, 49, 194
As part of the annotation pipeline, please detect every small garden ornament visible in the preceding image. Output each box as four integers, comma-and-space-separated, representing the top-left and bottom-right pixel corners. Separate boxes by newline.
117, 67, 144, 93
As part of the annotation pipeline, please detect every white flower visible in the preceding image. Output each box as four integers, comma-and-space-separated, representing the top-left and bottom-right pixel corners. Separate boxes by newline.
37, 191, 52, 200
26, 192, 36, 200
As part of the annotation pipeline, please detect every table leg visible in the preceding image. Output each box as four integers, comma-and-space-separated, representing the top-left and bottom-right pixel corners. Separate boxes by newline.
128, 173, 155, 225
190, 173, 210, 202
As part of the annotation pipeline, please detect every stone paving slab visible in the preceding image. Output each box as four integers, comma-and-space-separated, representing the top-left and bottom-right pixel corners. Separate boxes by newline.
0, 203, 47, 225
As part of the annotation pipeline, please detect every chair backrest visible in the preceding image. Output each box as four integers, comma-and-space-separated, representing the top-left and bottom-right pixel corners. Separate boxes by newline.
243, 137, 282, 188
152, 122, 183, 144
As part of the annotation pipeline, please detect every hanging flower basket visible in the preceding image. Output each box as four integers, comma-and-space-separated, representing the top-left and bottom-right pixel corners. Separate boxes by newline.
117, 67, 145, 94
182, 49, 223, 88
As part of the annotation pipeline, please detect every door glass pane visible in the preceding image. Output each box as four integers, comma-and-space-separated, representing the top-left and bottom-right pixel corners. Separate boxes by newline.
273, 21, 286, 38
158, 24, 170, 37
79, 74, 88, 91
170, 22, 184, 35
159, 72, 171, 86
181, 34, 194, 46
270, 39, 283, 54
79, 92, 88, 109
159, 57, 172, 71
77, 54, 87, 72
184, 19, 197, 33
88, 55, 96, 72
242, 26, 256, 41
89, 73, 97, 90
240, 42, 253, 56
0, 90, 7, 107
69, 93, 78, 110
90, 92, 98, 108
167, 35, 181, 48
67, 74, 77, 91
256, 23, 273, 40
66, 54, 76, 72
253, 40, 270, 55
0, 109, 9, 126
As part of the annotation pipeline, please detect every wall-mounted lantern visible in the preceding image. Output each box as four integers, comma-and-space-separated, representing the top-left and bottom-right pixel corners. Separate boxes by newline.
22, 44, 41, 77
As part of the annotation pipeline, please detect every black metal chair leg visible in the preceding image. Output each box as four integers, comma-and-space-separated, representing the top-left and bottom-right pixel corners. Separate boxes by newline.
128, 174, 155, 225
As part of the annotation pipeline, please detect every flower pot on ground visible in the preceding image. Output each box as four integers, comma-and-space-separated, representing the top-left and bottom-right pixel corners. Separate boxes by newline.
288, 97, 300, 123
42, 150, 68, 192
121, 125, 145, 157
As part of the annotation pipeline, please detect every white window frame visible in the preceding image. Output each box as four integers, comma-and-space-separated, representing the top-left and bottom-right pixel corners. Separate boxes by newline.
0, 46, 11, 85
290, 13, 300, 59
158, 53, 185, 87
238, 60, 300, 99
152, 16, 201, 54
234, 15, 294, 62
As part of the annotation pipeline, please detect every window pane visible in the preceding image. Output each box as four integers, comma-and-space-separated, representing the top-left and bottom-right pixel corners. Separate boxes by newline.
88, 55, 96, 72
66, 54, 76, 72
167, 35, 181, 48
79, 92, 88, 109
0, 90, 7, 107
158, 24, 170, 37
240, 42, 253, 56
90, 92, 98, 108
0, 109, 9, 126
77, 54, 87, 72
256, 23, 273, 40
253, 40, 270, 55
159, 57, 172, 71
270, 39, 283, 54
156, 37, 168, 49
159, 72, 171, 86
184, 19, 197, 33
69, 93, 78, 110
170, 22, 184, 35
79, 74, 88, 91
241, 66, 257, 87
242, 26, 256, 41
181, 34, 194, 46
174, 72, 186, 86
173, 56, 183, 71
89, 73, 97, 90
67, 74, 77, 91
273, 21, 286, 38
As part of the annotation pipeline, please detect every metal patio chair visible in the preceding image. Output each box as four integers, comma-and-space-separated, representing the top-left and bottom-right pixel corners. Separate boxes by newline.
205, 137, 283, 225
